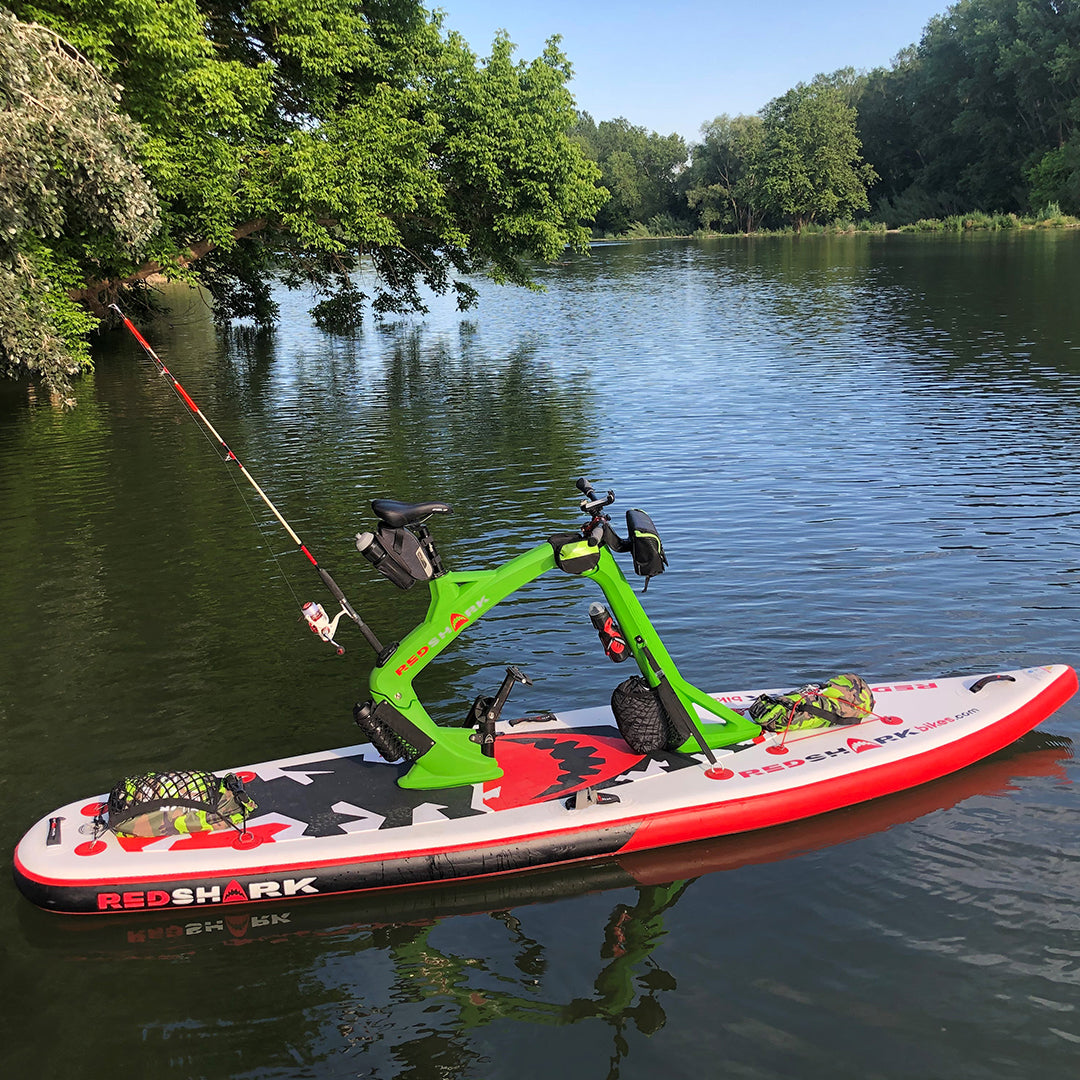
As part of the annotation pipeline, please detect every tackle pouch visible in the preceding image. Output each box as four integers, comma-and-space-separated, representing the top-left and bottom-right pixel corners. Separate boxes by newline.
106, 770, 256, 837
549, 532, 601, 575
625, 509, 667, 586
356, 524, 435, 590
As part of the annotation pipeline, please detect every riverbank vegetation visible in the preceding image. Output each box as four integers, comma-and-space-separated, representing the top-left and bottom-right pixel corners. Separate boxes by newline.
3, 0, 1080, 393
611, 208, 1079, 240
578, 0, 1080, 240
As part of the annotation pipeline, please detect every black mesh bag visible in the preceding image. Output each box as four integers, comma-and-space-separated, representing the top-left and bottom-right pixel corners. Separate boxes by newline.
611, 675, 674, 753
106, 770, 256, 837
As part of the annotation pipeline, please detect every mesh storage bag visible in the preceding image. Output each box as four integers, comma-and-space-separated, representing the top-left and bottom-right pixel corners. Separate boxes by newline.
106, 770, 256, 837
611, 675, 674, 753
749, 673, 875, 732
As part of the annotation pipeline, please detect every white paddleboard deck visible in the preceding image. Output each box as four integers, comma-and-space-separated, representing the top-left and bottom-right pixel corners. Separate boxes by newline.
14, 664, 1075, 914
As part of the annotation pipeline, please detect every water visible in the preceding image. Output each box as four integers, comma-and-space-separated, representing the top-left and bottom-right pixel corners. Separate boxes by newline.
2, 232, 1079, 1078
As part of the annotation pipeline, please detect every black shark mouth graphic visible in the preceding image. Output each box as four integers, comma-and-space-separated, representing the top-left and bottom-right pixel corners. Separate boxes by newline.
514, 736, 610, 799
240, 726, 703, 829
241, 754, 484, 836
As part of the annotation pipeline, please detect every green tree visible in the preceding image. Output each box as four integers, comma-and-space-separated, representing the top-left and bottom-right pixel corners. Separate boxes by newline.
855, 0, 1080, 220
760, 80, 877, 230
0, 12, 159, 393
572, 113, 688, 234
855, 51, 946, 225
5, 1, 604, 382
684, 114, 766, 233
914, 1, 1037, 210
1026, 136, 1080, 213
988, 0, 1080, 212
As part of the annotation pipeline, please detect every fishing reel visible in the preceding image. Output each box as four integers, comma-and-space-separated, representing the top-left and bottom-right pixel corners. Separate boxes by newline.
301, 601, 347, 655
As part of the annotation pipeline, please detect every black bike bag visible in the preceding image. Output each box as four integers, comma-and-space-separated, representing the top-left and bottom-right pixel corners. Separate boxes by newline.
548, 532, 601, 575
625, 508, 667, 584
356, 524, 435, 590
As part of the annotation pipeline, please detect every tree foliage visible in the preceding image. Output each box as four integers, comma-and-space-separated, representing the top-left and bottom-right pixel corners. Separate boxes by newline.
857, 0, 1080, 221
759, 80, 877, 231
4, 1, 604, 386
571, 114, 689, 234
680, 82, 875, 235
0, 11, 158, 391
685, 115, 766, 233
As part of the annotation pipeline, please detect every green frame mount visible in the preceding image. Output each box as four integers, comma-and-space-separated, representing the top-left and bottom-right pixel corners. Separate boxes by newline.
367, 541, 761, 790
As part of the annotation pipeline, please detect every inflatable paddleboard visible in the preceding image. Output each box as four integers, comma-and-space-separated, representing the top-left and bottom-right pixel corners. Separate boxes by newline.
18, 728, 1071, 958
14, 664, 1075, 915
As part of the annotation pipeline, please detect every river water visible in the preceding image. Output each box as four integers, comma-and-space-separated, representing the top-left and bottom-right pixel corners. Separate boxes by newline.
1, 232, 1079, 1078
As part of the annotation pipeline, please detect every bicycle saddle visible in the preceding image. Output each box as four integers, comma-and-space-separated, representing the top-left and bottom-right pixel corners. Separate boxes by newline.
370, 499, 453, 528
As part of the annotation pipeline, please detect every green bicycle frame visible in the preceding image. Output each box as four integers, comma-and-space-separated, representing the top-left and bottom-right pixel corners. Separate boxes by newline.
367, 538, 761, 790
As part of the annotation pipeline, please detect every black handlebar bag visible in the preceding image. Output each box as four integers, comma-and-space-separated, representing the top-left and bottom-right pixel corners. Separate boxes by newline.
625, 509, 667, 586
548, 532, 602, 574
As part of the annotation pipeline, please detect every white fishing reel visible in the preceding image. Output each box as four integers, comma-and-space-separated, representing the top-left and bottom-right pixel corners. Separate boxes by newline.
301, 601, 347, 655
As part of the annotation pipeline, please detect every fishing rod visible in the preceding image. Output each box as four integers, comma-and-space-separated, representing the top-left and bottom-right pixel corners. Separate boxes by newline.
109, 303, 384, 657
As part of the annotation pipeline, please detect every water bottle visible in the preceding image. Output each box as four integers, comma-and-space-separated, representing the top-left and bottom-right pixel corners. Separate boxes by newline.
589, 602, 629, 662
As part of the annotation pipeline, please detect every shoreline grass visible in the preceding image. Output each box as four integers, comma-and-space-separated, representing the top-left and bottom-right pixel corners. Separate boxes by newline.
597, 209, 1080, 242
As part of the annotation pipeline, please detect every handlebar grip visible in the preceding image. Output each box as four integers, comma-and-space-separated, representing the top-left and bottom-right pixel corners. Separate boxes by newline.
576, 477, 597, 499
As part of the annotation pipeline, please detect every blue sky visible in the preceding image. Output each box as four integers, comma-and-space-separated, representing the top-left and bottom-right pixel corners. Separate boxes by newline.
439, 1, 950, 142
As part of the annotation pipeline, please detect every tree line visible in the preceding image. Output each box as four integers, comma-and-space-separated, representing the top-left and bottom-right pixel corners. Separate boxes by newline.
575, 0, 1080, 236
3, 0, 1077, 393
573, 79, 877, 237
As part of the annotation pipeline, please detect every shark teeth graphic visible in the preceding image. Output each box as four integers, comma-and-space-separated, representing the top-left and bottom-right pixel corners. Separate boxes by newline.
527, 736, 608, 800
847, 737, 881, 754
222, 879, 247, 903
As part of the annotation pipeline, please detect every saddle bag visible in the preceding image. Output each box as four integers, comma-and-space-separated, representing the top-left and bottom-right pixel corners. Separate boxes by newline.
356, 524, 435, 590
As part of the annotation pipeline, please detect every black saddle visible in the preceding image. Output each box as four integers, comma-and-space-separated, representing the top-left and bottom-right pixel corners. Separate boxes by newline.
370, 499, 453, 528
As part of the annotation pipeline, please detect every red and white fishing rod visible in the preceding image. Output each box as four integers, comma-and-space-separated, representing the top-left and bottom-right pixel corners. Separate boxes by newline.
110, 304, 384, 657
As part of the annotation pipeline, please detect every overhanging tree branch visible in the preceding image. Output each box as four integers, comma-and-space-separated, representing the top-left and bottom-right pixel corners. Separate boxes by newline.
72, 218, 271, 313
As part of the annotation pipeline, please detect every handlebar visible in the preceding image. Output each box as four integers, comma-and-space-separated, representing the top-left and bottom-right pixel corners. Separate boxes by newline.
574, 477, 624, 550
576, 477, 615, 515
573, 478, 634, 554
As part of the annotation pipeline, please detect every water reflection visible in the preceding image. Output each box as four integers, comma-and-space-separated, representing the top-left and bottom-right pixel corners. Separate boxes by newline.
319, 881, 685, 1080
5, 236, 1080, 1080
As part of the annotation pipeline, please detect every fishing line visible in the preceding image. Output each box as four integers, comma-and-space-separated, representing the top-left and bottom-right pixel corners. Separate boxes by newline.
200, 419, 308, 615
140, 342, 314, 621
110, 303, 384, 656
136, 344, 306, 613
